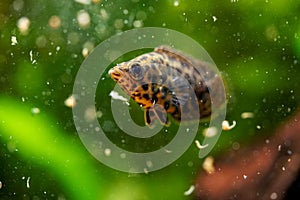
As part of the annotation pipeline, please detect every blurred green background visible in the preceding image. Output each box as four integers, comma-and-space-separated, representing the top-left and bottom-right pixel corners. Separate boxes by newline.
1, 0, 300, 199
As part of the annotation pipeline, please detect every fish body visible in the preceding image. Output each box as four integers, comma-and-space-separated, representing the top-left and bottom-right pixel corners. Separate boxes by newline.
109, 46, 223, 126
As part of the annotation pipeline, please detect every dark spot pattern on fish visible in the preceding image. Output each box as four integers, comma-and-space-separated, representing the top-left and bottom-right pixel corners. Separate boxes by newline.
108, 45, 224, 126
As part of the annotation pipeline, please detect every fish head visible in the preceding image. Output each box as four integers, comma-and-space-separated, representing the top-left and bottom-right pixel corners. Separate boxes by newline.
108, 61, 146, 93
109, 55, 166, 108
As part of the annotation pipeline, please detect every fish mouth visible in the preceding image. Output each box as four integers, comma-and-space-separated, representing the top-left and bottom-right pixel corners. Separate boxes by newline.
108, 67, 122, 82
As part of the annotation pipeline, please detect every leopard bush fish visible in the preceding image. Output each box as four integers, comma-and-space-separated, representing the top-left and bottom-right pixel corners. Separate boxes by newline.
109, 46, 224, 126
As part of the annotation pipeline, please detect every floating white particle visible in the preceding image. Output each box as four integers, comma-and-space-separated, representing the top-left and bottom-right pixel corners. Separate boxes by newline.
29, 50, 33, 62
120, 153, 126, 159
202, 127, 218, 137
256, 125, 261, 129
184, 185, 195, 196
17, 17, 30, 34
195, 140, 209, 149
0, 181, 2, 189
100, 8, 108, 18
164, 149, 172, 153
270, 192, 278, 199
84, 107, 97, 122
243, 174, 247, 179
123, 9, 129, 15
11, 36, 18, 45
174, 0, 179, 7
29, 50, 36, 64
265, 139, 270, 144
82, 41, 94, 57
241, 112, 254, 119
143, 168, 149, 174
278, 144, 282, 151
64, 95, 76, 108
82, 48, 89, 57
21, 97, 25, 102
203, 156, 215, 174
282, 166, 285, 171
133, 20, 143, 28
26, 177, 30, 188
48, 15, 61, 29
146, 160, 153, 168
75, 0, 91, 5
31, 107, 40, 115
77, 10, 90, 28
109, 91, 128, 102
222, 120, 236, 130
104, 148, 111, 156
212, 16, 217, 22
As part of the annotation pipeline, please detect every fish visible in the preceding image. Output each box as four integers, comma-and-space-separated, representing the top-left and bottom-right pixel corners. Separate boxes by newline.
108, 46, 224, 126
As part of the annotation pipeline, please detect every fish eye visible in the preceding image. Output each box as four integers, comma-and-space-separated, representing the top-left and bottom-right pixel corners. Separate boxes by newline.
129, 63, 144, 80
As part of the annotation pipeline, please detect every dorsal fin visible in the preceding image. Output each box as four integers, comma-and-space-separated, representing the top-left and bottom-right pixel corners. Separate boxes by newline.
155, 45, 217, 83
154, 45, 209, 72
154, 45, 192, 64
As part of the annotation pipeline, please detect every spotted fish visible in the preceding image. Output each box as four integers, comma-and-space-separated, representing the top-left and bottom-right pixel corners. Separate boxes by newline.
109, 46, 224, 126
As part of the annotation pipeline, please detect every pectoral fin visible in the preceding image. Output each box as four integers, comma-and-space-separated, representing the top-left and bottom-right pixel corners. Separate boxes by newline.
144, 105, 170, 127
